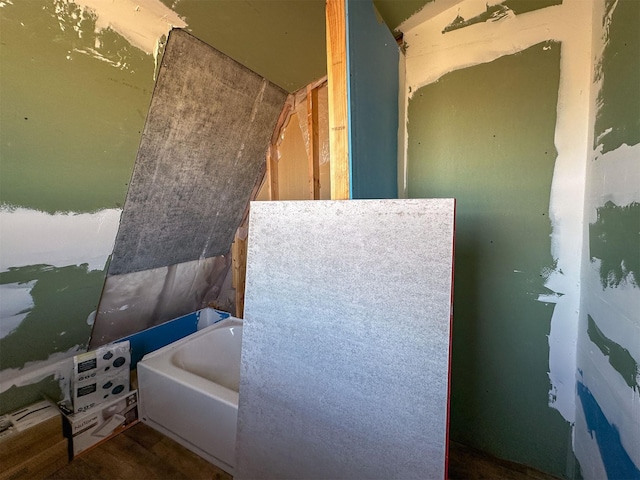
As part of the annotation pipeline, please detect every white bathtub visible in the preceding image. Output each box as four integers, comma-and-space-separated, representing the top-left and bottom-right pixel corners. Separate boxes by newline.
138, 317, 242, 474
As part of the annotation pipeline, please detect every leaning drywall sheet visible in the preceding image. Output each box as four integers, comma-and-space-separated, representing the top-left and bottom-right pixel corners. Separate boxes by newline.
237, 199, 455, 479
108, 29, 288, 275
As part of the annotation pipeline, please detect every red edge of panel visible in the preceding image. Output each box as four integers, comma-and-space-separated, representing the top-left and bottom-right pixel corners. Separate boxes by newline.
444, 198, 456, 480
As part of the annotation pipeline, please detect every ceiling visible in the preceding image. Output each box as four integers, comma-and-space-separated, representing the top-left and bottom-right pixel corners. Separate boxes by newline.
161, 0, 431, 92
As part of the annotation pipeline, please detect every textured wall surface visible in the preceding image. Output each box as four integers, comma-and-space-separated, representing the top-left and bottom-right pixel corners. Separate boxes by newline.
575, 0, 640, 478
237, 199, 455, 479
108, 29, 287, 275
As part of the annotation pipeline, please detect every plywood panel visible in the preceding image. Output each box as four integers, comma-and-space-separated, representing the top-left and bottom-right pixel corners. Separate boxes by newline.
237, 199, 455, 479
108, 29, 287, 275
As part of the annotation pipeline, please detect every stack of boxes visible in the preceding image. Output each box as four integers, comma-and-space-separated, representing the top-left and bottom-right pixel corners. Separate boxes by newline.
58, 340, 139, 457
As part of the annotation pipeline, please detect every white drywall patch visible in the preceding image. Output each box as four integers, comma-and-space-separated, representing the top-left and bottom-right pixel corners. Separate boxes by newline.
588, 143, 640, 219
0, 345, 79, 396
543, 0, 594, 423
399, 0, 596, 423
57, 0, 186, 57
0, 282, 36, 339
0, 207, 121, 272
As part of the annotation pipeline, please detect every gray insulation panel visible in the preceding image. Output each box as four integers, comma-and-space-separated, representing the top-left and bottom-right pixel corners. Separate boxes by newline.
108, 29, 287, 275
236, 199, 455, 479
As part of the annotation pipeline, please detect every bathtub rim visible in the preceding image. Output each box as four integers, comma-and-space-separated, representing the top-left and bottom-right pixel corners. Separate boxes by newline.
138, 316, 242, 408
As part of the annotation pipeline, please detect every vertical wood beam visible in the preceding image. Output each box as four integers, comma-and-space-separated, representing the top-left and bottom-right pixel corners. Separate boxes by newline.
326, 0, 350, 200
307, 85, 321, 199
267, 145, 279, 201
232, 227, 248, 318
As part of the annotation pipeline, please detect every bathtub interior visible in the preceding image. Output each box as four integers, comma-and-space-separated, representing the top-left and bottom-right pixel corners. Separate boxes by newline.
171, 323, 242, 391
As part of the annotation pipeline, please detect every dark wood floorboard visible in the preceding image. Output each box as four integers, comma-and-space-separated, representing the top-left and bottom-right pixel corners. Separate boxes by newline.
48, 422, 559, 480
47, 422, 231, 480
448, 442, 560, 480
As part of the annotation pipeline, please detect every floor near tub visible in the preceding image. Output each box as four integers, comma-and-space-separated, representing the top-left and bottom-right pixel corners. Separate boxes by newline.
46, 422, 231, 480
46, 422, 559, 480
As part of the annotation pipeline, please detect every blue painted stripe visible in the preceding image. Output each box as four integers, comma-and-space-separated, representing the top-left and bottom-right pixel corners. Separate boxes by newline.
577, 381, 640, 479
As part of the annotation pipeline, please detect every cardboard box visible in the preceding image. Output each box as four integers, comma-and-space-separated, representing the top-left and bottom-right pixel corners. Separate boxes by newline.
61, 389, 139, 458
69, 340, 131, 414
72, 368, 130, 414
73, 341, 130, 382
0, 400, 60, 440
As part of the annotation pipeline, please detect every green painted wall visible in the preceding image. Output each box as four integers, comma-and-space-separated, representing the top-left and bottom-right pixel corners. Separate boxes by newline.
407, 43, 575, 476
0, 0, 155, 414
0, 0, 155, 213
593, 0, 640, 154
373, 0, 431, 30
159, 0, 327, 92
0, 377, 63, 416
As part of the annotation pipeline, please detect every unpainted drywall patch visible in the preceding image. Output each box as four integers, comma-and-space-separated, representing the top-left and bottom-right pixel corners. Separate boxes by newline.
54, 0, 186, 60
0, 281, 35, 339
0, 207, 120, 273
589, 201, 640, 288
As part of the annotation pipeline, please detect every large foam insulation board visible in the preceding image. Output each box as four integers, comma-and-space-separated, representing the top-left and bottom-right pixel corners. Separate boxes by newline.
236, 199, 456, 479
108, 29, 287, 275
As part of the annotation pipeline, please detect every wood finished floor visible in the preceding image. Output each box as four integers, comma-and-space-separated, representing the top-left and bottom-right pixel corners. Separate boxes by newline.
47, 422, 559, 480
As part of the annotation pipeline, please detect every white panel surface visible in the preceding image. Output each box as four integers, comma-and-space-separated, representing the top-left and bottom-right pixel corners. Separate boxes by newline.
237, 199, 455, 479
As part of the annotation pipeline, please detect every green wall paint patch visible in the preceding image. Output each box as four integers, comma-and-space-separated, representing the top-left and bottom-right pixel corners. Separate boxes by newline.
373, 0, 432, 30
589, 201, 640, 288
0, 0, 154, 213
160, 0, 326, 92
594, 0, 640, 153
0, 264, 105, 370
587, 315, 639, 391
503, 0, 562, 15
407, 43, 574, 476
0, 376, 63, 416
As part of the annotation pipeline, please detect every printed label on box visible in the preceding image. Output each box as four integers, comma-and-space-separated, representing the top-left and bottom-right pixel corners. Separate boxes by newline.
62, 390, 138, 457
73, 341, 131, 382
72, 368, 130, 414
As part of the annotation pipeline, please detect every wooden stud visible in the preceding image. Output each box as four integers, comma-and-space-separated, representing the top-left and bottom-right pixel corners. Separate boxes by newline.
267, 144, 279, 201
326, 0, 350, 200
232, 227, 248, 319
307, 85, 321, 200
